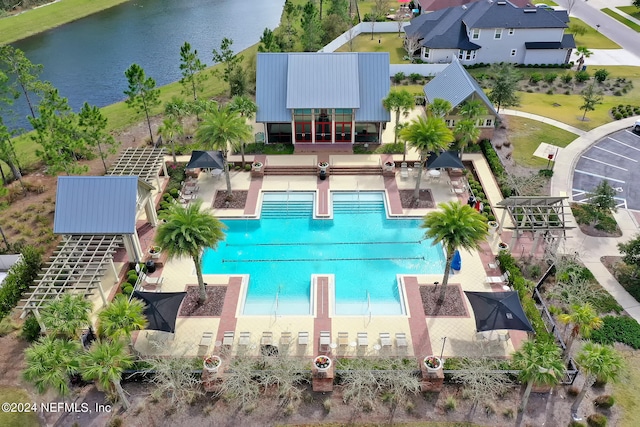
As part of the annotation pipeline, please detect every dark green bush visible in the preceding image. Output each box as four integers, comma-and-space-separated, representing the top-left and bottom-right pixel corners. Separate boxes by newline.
539, 169, 553, 177
543, 72, 558, 83
21, 315, 42, 342
374, 142, 404, 154
169, 188, 180, 199
393, 72, 405, 84
594, 395, 614, 409
562, 73, 573, 84
594, 69, 609, 83
586, 413, 607, 427
529, 72, 543, 84
594, 214, 618, 233
479, 139, 513, 196
409, 73, 422, 83
591, 315, 640, 349
0, 246, 43, 319
575, 70, 590, 83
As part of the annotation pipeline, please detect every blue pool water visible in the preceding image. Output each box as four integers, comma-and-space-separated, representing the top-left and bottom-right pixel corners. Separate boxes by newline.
201, 192, 445, 315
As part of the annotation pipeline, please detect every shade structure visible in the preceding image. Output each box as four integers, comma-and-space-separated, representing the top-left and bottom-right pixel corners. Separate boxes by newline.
133, 291, 187, 333
186, 150, 224, 170
464, 291, 534, 332
426, 151, 464, 170
451, 249, 461, 271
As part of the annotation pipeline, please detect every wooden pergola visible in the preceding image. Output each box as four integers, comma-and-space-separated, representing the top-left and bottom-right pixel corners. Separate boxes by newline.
19, 235, 122, 330
108, 147, 167, 189
495, 196, 574, 257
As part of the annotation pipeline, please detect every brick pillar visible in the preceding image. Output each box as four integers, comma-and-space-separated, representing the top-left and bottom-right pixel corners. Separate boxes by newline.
419, 361, 444, 392
312, 366, 334, 392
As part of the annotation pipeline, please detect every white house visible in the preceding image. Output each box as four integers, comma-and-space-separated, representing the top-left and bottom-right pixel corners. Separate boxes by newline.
404, 0, 575, 65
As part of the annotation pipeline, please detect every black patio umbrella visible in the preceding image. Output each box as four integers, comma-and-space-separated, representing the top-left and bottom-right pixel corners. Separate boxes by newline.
186, 150, 224, 170
426, 151, 464, 170
132, 291, 187, 333
464, 291, 534, 332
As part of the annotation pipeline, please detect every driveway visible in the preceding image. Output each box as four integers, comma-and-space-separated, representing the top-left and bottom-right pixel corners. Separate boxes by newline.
572, 127, 640, 210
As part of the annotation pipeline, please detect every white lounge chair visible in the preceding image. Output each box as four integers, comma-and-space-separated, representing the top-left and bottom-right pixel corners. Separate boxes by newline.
319, 331, 331, 351
485, 271, 510, 284
238, 331, 251, 346
222, 331, 234, 348
396, 332, 408, 352
379, 332, 392, 349
400, 162, 409, 180
261, 331, 273, 346
338, 332, 349, 348
298, 331, 309, 346
280, 332, 292, 346
357, 332, 368, 347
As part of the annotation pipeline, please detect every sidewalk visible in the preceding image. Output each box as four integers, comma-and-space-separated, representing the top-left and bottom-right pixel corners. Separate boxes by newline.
501, 109, 587, 136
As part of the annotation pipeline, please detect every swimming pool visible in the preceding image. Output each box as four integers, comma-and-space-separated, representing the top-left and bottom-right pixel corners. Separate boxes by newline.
201, 192, 445, 315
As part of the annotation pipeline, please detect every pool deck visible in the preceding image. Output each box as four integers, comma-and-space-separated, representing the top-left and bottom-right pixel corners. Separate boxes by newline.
128, 152, 532, 361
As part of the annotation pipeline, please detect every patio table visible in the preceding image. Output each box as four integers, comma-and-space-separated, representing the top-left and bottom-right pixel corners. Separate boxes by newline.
428, 169, 441, 177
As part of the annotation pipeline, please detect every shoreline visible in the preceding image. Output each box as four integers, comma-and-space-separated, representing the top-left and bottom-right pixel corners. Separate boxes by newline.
0, 0, 130, 45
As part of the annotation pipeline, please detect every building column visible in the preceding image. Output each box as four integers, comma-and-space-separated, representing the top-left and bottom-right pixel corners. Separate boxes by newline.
311, 113, 316, 144
264, 123, 270, 144
145, 197, 158, 227
351, 117, 355, 144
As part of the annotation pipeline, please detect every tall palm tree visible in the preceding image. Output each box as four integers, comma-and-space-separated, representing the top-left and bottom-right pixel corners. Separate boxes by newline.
80, 339, 134, 409
196, 105, 252, 197
97, 295, 148, 342
382, 89, 415, 160
570, 342, 624, 421
558, 303, 603, 358
40, 294, 92, 339
574, 46, 592, 71
158, 116, 183, 163
427, 98, 452, 118
155, 200, 227, 304
23, 336, 81, 398
228, 95, 258, 168
512, 340, 564, 412
422, 201, 489, 303
458, 99, 486, 121
399, 116, 453, 201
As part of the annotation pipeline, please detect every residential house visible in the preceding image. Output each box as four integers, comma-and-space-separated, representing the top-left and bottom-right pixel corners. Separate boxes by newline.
423, 58, 499, 139
255, 52, 390, 153
417, 0, 530, 13
404, 0, 575, 65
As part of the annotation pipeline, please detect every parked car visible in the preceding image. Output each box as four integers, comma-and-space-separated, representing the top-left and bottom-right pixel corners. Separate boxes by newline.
633, 119, 640, 134
535, 3, 554, 9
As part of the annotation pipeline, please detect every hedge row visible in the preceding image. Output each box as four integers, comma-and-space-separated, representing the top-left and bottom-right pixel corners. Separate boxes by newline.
496, 251, 554, 344
0, 246, 43, 318
479, 139, 514, 197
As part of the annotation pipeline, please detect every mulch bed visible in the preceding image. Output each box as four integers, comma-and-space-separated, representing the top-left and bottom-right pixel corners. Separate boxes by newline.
178, 285, 226, 317
212, 190, 248, 209
420, 284, 468, 316
399, 189, 435, 209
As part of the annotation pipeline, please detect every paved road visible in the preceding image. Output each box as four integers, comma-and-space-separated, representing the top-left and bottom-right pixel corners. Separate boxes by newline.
554, 0, 640, 57
572, 127, 640, 210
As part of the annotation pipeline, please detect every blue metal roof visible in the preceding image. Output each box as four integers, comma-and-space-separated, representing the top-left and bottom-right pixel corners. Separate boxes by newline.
423, 58, 498, 116
54, 176, 138, 235
256, 52, 390, 123
356, 52, 391, 122
256, 54, 290, 123
286, 53, 360, 109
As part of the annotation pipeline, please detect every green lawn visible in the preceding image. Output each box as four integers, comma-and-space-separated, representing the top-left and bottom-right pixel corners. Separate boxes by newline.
533, 0, 559, 6
335, 33, 407, 63
570, 17, 622, 49
601, 8, 640, 32
614, 351, 640, 427
507, 116, 577, 168
618, 6, 640, 19
0, 387, 40, 427
0, 0, 129, 45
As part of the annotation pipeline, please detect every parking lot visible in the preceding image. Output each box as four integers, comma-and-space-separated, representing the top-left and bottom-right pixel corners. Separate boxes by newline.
572, 127, 640, 211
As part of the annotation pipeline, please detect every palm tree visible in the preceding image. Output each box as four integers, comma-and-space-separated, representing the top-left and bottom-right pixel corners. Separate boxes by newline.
23, 336, 81, 398
458, 99, 486, 121
427, 98, 452, 118
558, 303, 603, 358
196, 105, 252, 197
454, 119, 481, 155
228, 95, 258, 168
570, 342, 624, 421
382, 89, 415, 160
574, 46, 592, 71
155, 200, 227, 304
422, 201, 489, 303
80, 339, 134, 409
40, 294, 92, 339
512, 340, 564, 412
399, 116, 453, 201
97, 294, 148, 342
158, 116, 183, 163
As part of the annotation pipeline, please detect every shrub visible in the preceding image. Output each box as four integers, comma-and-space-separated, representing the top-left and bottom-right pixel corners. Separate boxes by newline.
594, 69, 609, 83
409, 73, 422, 83
0, 316, 18, 336
529, 72, 543, 84
562, 73, 573, 84
393, 72, 405, 84
613, 90, 623, 96
479, 140, 513, 197
590, 315, 640, 349
544, 72, 558, 83
614, 112, 622, 119
444, 396, 457, 411
21, 315, 41, 342
0, 246, 43, 319
122, 285, 134, 296
546, 89, 554, 95
169, 188, 180, 199
586, 413, 607, 427
575, 70, 590, 83
538, 169, 553, 178
594, 395, 614, 409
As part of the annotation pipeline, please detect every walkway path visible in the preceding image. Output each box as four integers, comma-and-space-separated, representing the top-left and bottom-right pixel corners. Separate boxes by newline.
501, 109, 587, 136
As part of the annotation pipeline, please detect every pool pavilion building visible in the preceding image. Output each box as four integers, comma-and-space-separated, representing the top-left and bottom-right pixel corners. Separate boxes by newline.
255, 52, 391, 153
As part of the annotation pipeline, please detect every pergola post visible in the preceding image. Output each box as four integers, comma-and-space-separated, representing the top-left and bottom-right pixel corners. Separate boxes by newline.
109, 258, 118, 283
531, 231, 542, 256
32, 306, 46, 332
96, 281, 108, 307
145, 197, 158, 227
498, 208, 508, 235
